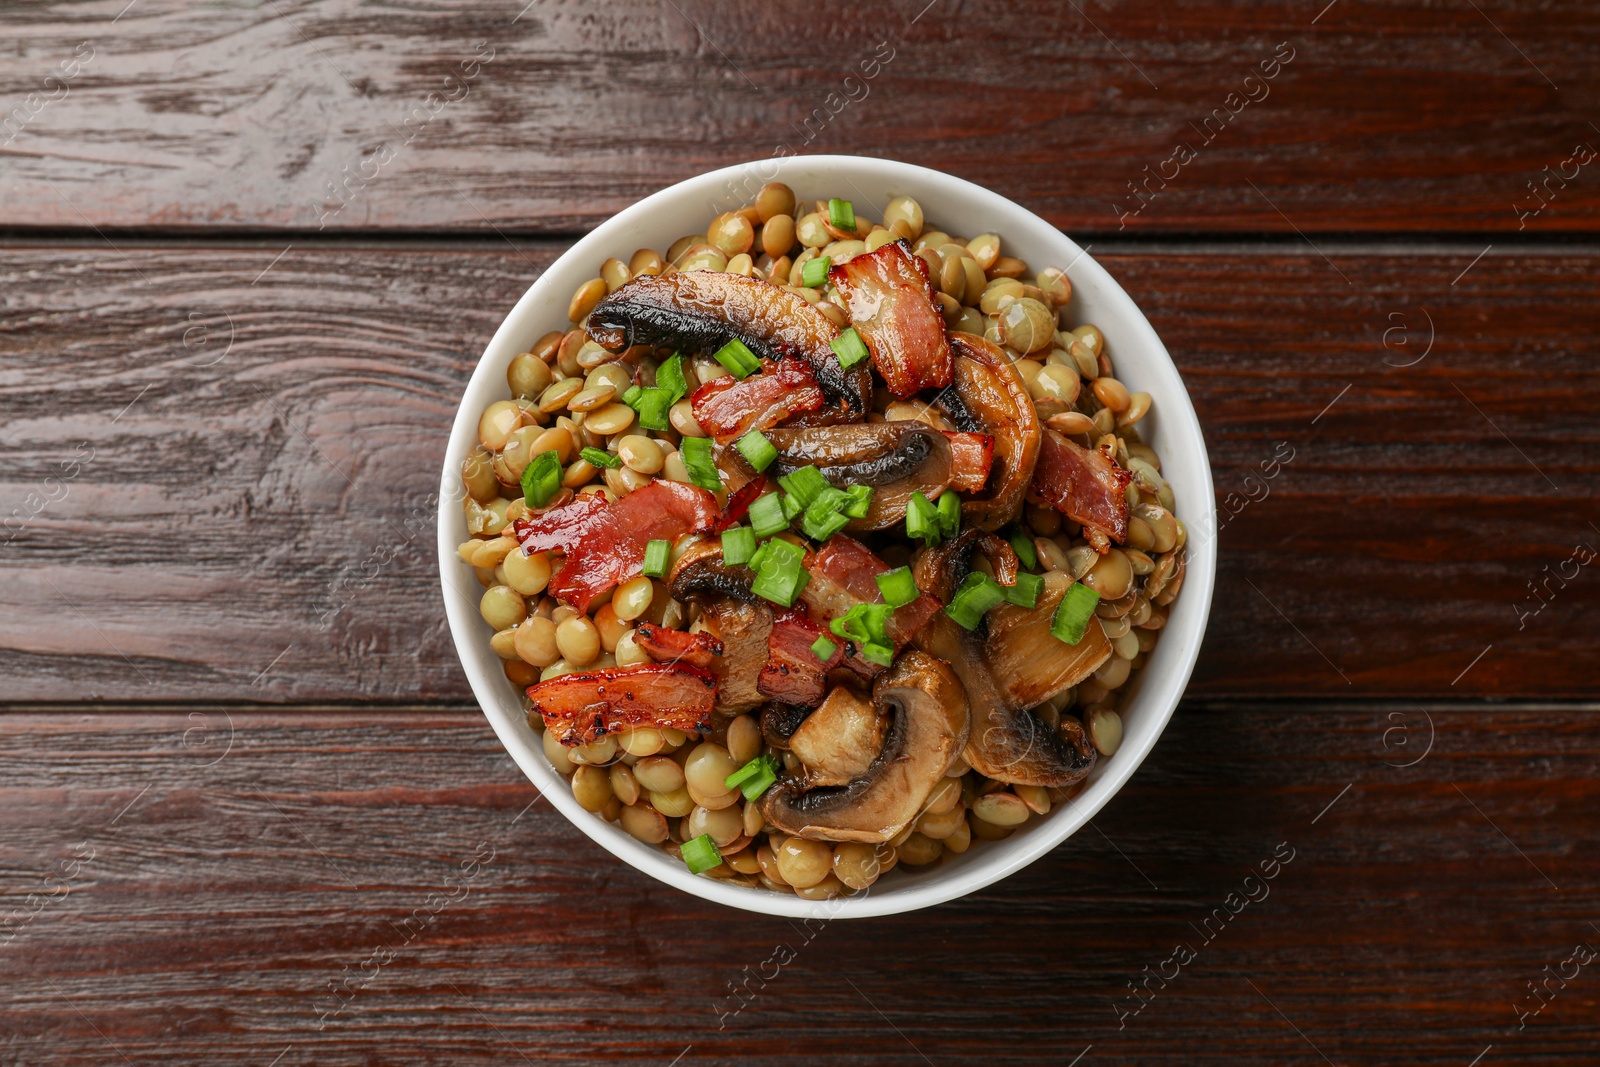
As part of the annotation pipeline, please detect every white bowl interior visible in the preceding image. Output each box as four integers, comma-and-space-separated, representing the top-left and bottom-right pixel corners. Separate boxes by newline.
438, 155, 1216, 918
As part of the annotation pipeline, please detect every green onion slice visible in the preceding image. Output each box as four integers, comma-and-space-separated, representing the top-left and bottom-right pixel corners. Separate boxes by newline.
520, 449, 562, 508
624, 385, 674, 431
580, 446, 621, 469
713, 338, 761, 379
828, 198, 856, 232
810, 635, 837, 661
747, 492, 790, 538
800, 255, 832, 288
778, 465, 829, 509
751, 538, 809, 608
721, 525, 756, 567
858, 642, 894, 667
874, 566, 919, 608
830, 326, 870, 370
937, 489, 961, 538
679, 436, 722, 492
1008, 527, 1039, 571
734, 429, 778, 473
830, 602, 893, 647
1002, 570, 1044, 609
842, 484, 874, 519
641, 538, 670, 578
945, 572, 1007, 630
656, 354, 688, 402
681, 833, 723, 874
905, 490, 941, 545
725, 753, 782, 800
1050, 582, 1102, 645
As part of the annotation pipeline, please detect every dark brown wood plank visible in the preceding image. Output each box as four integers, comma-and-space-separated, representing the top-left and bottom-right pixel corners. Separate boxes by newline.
2, 1, 1597, 234
2, 242, 1597, 702
1, 704, 1595, 1065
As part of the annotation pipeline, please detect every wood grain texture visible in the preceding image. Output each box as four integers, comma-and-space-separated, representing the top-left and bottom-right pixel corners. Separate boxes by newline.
2, 241, 1597, 702
0, 704, 1595, 1065
2, 1, 1598, 234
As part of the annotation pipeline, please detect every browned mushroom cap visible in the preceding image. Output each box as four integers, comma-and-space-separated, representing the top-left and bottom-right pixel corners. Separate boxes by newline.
586, 271, 871, 417
912, 531, 1109, 787
935, 333, 1041, 531
755, 422, 954, 531
786, 685, 884, 787
760, 651, 969, 844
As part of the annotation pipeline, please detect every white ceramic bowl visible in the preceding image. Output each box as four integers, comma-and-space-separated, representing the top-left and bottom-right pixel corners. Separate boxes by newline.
438, 155, 1216, 918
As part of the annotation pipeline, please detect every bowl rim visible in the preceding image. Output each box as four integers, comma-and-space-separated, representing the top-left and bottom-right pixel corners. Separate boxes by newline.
437, 154, 1217, 919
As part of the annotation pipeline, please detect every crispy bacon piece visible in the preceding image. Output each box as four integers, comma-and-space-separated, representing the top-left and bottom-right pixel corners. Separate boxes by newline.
944, 431, 995, 494
711, 473, 768, 532
634, 622, 724, 671
1031, 428, 1133, 544
512, 480, 719, 613
829, 239, 954, 398
758, 607, 842, 709
690, 358, 826, 443
526, 663, 717, 746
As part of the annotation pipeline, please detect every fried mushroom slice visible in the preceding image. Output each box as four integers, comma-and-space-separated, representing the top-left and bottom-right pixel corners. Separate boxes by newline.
913, 531, 1109, 787
935, 333, 1042, 531
760, 652, 969, 844
586, 271, 870, 416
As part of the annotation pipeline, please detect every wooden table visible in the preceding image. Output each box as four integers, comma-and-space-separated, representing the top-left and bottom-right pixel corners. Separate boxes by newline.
4, 2, 1597, 1063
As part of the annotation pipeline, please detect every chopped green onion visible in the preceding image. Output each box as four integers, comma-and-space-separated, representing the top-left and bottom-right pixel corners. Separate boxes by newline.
624, 385, 673, 431
905, 490, 942, 545
937, 489, 961, 538
1003, 570, 1044, 609
874, 566, 919, 608
801, 500, 851, 542
679, 436, 722, 492
830, 602, 893, 647
828, 198, 856, 232
642, 539, 670, 578
721, 525, 756, 567
1008, 527, 1039, 571
780, 492, 804, 521
580, 446, 621, 469
747, 492, 790, 538
681, 833, 723, 874
656, 354, 688, 402
830, 326, 870, 370
751, 538, 808, 608
841, 484, 874, 519
945, 572, 1007, 630
810, 635, 837, 661
725, 753, 781, 801
1051, 582, 1102, 645
735, 429, 778, 473
778, 465, 829, 509
713, 337, 761, 379
859, 642, 894, 667
737, 764, 777, 801
800, 255, 832, 288
746, 540, 771, 574
724, 753, 778, 791
520, 449, 562, 508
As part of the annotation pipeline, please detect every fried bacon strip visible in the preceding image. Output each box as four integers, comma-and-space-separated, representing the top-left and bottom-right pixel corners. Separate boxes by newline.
829, 239, 954, 398
758, 607, 841, 709
526, 663, 717, 746
943, 431, 995, 494
512, 480, 719, 613
634, 622, 724, 671
691, 358, 825, 444
1030, 428, 1133, 544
